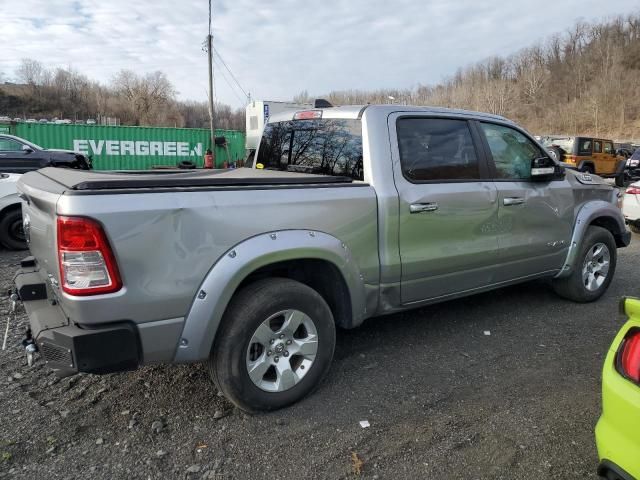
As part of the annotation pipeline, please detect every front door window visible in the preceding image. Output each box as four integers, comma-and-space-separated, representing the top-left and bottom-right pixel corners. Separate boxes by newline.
479, 123, 542, 180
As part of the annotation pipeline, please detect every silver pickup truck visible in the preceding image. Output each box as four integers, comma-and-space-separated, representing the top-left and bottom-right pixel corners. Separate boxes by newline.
14, 105, 630, 412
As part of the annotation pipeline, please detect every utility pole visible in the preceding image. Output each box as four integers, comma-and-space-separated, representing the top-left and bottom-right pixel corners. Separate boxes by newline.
207, 0, 216, 166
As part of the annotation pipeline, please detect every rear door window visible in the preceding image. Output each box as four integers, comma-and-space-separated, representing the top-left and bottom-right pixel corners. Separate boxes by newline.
480, 123, 542, 180
594, 141, 602, 153
578, 139, 592, 155
604, 142, 614, 154
257, 119, 364, 180
0, 139, 22, 152
396, 118, 480, 181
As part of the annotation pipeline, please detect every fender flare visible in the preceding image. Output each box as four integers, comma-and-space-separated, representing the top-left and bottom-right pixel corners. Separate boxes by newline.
555, 200, 627, 278
173, 230, 366, 363
576, 160, 595, 172
0, 194, 22, 215
614, 158, 627, 175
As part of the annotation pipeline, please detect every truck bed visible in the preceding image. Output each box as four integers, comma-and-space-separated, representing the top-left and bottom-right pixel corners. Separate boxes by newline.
33, 167, 356, 193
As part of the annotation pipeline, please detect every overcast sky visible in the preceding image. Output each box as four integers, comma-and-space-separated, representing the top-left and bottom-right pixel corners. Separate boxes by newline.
1, 1, 638, 108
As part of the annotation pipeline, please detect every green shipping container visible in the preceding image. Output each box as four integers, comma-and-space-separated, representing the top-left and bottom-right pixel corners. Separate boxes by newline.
14, 123, 245, 170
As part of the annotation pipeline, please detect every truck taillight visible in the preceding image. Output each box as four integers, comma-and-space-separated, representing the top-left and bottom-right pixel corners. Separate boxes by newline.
617, 329, 640, 384
57, 216, 122, 296
625, 187, 640, 195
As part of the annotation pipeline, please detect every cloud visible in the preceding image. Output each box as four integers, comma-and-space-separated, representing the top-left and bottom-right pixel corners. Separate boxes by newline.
1, 0, 638, 107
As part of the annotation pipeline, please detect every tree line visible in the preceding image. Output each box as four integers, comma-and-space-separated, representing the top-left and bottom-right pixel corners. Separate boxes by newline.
0, 60, 244, 130
295, 13, 640, 141
3, 13, 639, 139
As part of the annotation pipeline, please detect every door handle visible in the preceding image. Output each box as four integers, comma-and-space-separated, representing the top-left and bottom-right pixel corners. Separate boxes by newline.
503, 197, 525, 206
410, 202, 438, 213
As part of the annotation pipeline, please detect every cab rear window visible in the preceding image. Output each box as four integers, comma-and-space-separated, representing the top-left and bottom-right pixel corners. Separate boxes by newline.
256, 119, 364, 181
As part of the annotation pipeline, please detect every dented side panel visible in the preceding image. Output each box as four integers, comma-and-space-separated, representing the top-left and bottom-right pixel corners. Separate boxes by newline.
53, 185, 379, 326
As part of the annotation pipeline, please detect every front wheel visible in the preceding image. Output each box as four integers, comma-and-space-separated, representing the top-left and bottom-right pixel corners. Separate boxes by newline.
209, 278, 336, 413
552, 226, 617, 302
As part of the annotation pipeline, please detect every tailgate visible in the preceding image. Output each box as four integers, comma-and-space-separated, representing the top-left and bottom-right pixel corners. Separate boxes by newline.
17, 171, 65, 284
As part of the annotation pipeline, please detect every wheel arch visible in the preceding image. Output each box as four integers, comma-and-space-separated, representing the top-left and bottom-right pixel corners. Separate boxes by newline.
0, 195, 22, 218
174, 230, 368, 363
577, 160, 595, 172
555, 201, 629, 278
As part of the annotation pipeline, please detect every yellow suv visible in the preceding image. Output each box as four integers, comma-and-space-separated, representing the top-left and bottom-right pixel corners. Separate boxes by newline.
543, 136, 627, 186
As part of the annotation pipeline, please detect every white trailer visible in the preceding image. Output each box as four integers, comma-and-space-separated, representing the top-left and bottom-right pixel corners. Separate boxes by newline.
245, 100, 312, 156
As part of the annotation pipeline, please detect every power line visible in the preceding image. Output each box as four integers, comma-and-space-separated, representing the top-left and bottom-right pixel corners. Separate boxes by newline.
212, 56, 247, 106
211, 45, 249, 100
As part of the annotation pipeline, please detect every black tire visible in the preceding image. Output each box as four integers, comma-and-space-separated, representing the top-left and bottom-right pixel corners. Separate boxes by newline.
178, 160, 196, 169
630, 222, 640, 234
548, 146, 564, 162
552, 226, 617, 302
581, 164, 595, 174
0, 208, 27, 250
209, 277, 336, 413
615, 171, 625, 187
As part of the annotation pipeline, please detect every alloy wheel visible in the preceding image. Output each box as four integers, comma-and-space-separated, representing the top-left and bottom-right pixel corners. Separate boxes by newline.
246, 309, 318, 392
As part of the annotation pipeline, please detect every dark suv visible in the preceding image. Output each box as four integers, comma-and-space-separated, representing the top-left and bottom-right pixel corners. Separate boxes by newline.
0, 134, 91, 173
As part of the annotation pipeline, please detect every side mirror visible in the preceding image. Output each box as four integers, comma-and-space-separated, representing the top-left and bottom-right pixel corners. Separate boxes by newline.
21, 145, 33, 153
531, 156, 564, 181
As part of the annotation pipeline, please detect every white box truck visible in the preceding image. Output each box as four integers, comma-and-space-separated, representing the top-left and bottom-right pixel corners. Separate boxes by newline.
245, 100, 312, 159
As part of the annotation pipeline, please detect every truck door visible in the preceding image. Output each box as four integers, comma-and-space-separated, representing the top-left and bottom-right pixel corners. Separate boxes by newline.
475, 121, 573, 280
389, 114, 500, 304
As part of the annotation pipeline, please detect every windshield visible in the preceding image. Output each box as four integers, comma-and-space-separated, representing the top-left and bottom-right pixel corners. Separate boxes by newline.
256, 118, 364, 181
541, 137, 574, 151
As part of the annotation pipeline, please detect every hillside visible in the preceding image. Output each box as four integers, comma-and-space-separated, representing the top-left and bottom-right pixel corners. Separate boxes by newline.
298, 13, 640, 141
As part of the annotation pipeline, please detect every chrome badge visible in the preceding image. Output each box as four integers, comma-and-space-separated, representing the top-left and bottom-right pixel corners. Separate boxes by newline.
581, 173, 593, 182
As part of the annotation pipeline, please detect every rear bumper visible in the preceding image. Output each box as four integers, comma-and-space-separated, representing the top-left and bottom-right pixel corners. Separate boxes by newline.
15, 266, 141, 375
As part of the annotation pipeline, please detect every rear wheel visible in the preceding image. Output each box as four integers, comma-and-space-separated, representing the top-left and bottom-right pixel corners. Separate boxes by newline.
581, 164, 595, 174
0, 209, 27, 250
552, 226, 616, 302
630, 222, 640, 234
615, 171, 626, 187
209, 278, 336, 413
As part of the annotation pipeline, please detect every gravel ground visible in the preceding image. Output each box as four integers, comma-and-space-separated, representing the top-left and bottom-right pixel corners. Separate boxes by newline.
1, 237, 638, 480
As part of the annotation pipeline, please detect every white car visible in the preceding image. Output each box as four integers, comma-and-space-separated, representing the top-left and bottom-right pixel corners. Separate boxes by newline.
622, 181, 640, 233
0, 173, 26, 249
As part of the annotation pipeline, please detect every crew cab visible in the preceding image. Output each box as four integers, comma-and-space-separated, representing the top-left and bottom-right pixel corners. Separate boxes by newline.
0, 134, 91, 173
14, 105, 631, 412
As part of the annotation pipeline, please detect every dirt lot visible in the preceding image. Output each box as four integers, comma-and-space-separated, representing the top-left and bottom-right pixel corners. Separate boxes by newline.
1, 236, 638, 480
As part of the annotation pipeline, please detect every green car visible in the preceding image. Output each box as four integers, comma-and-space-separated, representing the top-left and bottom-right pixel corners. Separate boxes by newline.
596, 297, 640, 480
